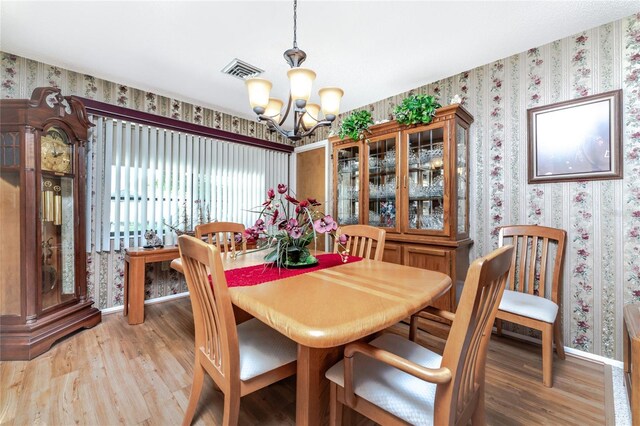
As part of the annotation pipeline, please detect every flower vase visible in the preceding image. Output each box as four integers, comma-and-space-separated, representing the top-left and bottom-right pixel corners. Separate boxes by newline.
282, 252, 319, 269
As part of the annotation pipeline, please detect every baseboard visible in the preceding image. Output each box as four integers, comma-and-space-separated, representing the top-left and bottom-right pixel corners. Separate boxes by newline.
498, 329, 624, 368
100, 292, 190, 315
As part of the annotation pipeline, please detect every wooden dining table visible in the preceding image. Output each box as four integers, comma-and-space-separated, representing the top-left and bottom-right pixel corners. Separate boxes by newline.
171, 251, 451, 426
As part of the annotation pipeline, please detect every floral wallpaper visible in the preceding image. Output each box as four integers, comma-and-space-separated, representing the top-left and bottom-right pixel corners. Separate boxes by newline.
0, 50, 288, 312
2, 13, 639, 360
324, 13, 640, 360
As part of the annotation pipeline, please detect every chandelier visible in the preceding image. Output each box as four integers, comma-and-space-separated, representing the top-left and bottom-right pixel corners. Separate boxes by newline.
245, 0, 344, 142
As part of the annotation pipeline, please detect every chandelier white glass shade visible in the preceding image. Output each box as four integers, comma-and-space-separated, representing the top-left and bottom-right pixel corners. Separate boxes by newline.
245, 0, 343, 142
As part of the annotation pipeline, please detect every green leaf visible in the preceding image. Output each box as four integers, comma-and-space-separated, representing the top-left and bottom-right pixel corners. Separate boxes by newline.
264, 250, 279, 263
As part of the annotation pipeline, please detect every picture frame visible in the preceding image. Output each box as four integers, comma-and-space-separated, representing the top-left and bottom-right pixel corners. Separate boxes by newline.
527, 89, 622, 183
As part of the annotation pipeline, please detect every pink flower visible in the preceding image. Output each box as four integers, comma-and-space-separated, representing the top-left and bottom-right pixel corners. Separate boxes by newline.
574, 335, 588, 346
288, 227, 302, 239
267, 188, 275, 199
269, 209, 280, 225
307, 197, 321, 206
296, 200, 310, 214
286, 219, 302, 238
277, 183, 288, 194
313, 215, 338, 233
577, 249, 589, 257
338, 234, 348, 245
284, 194, 300, 205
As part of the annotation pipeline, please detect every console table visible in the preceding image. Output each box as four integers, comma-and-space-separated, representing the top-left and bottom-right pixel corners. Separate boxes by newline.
624, 303, 639, 426
124, 246, 180, 325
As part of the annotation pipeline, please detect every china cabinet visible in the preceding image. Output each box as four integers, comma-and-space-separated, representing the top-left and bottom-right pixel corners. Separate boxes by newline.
0, 87, 101, 360
331, 104, 473, 312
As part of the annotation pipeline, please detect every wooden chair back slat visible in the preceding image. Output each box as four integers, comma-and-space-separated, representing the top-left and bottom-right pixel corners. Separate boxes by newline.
334, 225, 386, 261
539, 237, 549, 297
435, 245, 514, 426
527, 236, 538, 295
499, 232, 518, 291
196, 221, 247, 256
178, 235, 239, 379
499, 225, 566, 302
517, 236, 527, 292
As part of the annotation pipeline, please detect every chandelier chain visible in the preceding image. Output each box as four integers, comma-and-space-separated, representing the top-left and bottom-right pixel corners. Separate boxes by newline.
293, 0, 298, 49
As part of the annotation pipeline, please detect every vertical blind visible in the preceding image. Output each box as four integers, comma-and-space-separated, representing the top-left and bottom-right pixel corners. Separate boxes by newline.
87, 116, 290, 251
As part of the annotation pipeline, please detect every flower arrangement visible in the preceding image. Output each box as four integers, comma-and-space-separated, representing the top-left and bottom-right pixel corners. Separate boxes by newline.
245, 184, 348, 268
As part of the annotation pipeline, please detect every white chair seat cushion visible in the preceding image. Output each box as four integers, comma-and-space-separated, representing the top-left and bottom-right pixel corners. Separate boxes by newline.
238, 318, 297, 381
325, 333, 441, 425
498, 289, 558, 324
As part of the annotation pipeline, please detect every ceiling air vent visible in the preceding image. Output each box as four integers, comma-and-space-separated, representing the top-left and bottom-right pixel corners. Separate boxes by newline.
221, 59, 264, 80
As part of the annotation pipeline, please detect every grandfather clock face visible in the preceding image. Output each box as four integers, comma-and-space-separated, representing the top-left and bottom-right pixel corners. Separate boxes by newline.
41, 127, 72, 174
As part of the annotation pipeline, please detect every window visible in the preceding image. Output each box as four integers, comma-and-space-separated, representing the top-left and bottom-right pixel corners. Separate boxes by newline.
87, 116, 289, 251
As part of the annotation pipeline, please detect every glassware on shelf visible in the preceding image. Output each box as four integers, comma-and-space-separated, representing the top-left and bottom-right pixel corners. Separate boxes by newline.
369, 210, 381, 226
408, 213, 417, 228
339, 159, 359, 173
408, 150, 420, 167
419, 149, 431, 164
339, 215, 358, 225
369, 156, 381, 169
429, 146, 444, 168
382, 149, 396, 168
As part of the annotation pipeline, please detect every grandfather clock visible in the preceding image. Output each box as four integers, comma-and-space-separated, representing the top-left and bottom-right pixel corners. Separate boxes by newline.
0, 87, 101, 360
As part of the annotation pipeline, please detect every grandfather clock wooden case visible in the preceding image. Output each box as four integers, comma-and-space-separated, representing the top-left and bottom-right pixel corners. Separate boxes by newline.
0, 87, 101, 360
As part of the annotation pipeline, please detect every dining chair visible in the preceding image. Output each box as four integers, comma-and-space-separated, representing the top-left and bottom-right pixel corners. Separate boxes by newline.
494, 224, 567, 387
334, 224, 386, 261
325, 245, 514, 426
178, 235, 297, 426
195, 221, 247, 256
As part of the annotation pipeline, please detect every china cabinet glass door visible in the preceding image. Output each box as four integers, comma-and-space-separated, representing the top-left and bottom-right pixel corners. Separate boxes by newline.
456, 122, 469, 236
365, 134, 398, 230
403, 124, 449, 235
335, 144, 360, 226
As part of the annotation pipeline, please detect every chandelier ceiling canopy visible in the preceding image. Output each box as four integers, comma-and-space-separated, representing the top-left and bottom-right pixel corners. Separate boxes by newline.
245, 0, 343, 142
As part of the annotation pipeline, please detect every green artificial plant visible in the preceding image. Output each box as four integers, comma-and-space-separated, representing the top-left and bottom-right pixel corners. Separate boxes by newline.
338, 110, 374, 141
393, 94, 441, 126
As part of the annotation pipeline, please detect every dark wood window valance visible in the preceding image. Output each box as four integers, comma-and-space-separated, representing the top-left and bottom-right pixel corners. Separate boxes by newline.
80, 97, 293, 153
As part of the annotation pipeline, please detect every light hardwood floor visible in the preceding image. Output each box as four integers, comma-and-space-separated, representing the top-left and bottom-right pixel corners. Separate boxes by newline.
0, 297, 609, 425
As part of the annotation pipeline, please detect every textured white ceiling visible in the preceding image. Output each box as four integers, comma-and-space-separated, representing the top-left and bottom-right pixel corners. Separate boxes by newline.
2, 1, 638, 121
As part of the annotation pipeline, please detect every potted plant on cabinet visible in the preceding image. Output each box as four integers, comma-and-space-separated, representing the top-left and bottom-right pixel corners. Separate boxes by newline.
393, 94, 441, 126
338, 110, 374, 141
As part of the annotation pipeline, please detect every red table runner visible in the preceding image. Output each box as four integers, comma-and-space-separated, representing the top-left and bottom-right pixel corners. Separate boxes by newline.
223, 253, 363, 288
